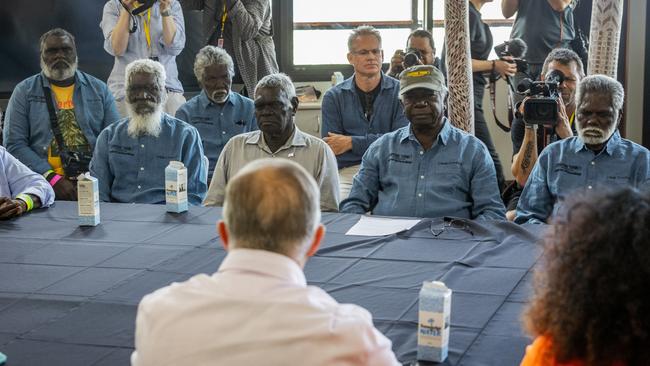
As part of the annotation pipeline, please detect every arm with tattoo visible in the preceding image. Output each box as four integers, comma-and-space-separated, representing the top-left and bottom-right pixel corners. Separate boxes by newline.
511, 125, 539, 187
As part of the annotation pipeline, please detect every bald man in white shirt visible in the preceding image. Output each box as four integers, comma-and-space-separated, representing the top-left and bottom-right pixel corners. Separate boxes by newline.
131, 158, 399, 366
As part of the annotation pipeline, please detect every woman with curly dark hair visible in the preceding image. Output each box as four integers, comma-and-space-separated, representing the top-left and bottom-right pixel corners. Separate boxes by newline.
520, 187, 650, 366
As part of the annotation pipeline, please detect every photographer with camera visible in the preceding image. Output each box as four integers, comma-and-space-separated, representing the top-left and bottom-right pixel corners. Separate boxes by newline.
505, 48, 582, 219
387, 29, 441, 79
3, 29, 120, 201
101, 0, 186, 116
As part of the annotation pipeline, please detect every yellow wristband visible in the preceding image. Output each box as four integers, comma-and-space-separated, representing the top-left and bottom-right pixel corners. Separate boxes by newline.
16, 193, 34, 212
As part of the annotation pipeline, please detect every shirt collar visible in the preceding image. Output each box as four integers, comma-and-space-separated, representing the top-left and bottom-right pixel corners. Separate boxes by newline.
400, 118, 451, 146
245, 126, 307, 150
573, 129, 621, 156
216, 248, 307, 286
198, 90, 234, 109
340, 72, 390, 91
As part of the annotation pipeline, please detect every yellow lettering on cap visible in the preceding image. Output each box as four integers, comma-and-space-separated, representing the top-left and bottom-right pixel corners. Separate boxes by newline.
406, 70, 431, 77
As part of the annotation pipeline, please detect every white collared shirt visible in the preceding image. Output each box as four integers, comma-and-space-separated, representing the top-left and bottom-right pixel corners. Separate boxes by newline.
131, 249, 399, 366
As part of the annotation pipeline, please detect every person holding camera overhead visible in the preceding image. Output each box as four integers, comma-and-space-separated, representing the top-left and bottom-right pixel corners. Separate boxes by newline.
101, 0, 186, 116
514, 75, 650, 224
3, 28, 120, 201
386, 29, 441, 79
505, 48, 582, 220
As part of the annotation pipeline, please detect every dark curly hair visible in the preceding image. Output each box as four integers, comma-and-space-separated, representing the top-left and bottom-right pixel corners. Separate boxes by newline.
524, 187, 650, 365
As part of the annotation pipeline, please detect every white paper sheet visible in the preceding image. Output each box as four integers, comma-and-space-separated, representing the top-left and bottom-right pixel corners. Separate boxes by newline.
345, 215, 421, 236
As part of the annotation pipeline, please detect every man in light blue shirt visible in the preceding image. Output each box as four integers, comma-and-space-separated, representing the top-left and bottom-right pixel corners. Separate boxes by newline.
101, 0, 186, 116
90, 59, 207, 205
515, 75, 650, 224
3, 28, 120, 201
176, 46, 256, 180
0, 146, 54, 219
321, 26, 409, 199
341, 65, 505, 220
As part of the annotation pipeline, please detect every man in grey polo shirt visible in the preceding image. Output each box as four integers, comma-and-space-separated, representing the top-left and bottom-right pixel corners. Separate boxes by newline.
204, 73, 339, 211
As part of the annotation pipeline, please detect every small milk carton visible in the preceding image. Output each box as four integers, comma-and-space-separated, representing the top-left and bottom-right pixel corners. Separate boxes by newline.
417, 281, 452, 363
77, 172, 100, 226
165, 161, 188, 213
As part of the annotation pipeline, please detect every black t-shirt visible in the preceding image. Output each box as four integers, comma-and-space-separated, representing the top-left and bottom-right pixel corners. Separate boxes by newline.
469, 1, 493, 98
354, 75, 382, 121
510, 115, 576, 156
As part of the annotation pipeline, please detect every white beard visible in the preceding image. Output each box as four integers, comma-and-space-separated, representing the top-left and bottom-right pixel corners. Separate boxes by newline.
41, 57, 77, 81
577, 124, 617, 146
127, 103, 163, 138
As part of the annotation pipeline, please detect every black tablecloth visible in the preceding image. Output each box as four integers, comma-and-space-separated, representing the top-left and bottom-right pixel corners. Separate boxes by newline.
0, 202, 545, 366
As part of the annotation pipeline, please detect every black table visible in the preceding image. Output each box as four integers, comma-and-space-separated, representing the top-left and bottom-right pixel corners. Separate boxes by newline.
0, 202, 545, 366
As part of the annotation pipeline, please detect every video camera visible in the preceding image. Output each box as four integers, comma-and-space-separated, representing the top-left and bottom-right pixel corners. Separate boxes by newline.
494, 38, 528, 74
517, 69, 565, 125
403, 48, 423, 69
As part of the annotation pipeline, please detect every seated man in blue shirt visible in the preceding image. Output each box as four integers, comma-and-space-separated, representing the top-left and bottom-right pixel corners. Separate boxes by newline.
341, 65, 506, 220
321, 25, 409, 199
90, 59, 207, 204
0, 146, 55, 220
3, 28, 120, 201
515, 75, 650, 224
176, 46, 256, 180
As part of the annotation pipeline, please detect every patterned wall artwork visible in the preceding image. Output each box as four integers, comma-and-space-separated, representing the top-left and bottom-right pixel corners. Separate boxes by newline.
444, 0, 474, 134
588, 0, 624, 78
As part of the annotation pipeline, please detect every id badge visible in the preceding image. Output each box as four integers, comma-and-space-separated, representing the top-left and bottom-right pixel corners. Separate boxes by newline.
217, 38, 224, 48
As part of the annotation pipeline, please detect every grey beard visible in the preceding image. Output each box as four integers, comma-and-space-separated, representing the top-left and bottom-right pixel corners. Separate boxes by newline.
127, 103, 164, 138
41, 58, 77, 81
577, 124, 617, 146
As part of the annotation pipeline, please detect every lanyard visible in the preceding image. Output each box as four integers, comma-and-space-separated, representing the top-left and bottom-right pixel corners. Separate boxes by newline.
220, 3, 228, 36
141, 9, 152, 49
569, 111, 575, 127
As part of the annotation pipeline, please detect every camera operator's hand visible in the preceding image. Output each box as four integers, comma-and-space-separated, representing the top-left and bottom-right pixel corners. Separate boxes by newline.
120, 0, 137, 11
387, 50, 405, 78
554, 94, 573, 139
494, 58, 517, 78
50, 175, 78, 201
0, 197, 26, 220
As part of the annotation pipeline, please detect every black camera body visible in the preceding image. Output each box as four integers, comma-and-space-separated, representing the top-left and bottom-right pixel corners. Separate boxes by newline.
403, 48, 423, 69
121, 0, 157, 15
518, 70, 565, 125
61, 151, 93, 179
494, 39, 528, 74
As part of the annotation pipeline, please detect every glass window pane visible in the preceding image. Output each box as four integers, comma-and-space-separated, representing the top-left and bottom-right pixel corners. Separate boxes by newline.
294, 28, 413, 65
432, 0, 512, 20
294, 0, 413, 23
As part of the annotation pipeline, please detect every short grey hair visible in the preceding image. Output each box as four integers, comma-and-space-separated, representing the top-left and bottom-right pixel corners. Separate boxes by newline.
576, 75, 625, 112
39, 28, 76, 54
125, 59, 166, 93
254, 73, 296, 100
348, 25, 382, 52
193, 45, 235, 82
541, 48, 585, 79
223, 158, 321, 256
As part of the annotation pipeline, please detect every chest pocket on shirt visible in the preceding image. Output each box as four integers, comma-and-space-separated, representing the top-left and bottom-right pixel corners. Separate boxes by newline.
386, 153, 413, 177
109, 145, 134, 156
434, 161, 465, 195
605, 174, 632, 187
190, 116, 213, 125
550, 163, 583, 198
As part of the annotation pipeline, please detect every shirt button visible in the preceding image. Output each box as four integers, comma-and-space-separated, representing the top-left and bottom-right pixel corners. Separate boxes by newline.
140, 144, 145, 148
137, 185, 142, 189
222, 131, 226, 135
43, 146, 47, 151
220, 113, 224, 116
418, 193, 422, 197
591, 161, 595, 165
140, 167, 144, 171
419, 151, 424, 155
588, 185, 593, 189
420, 175, 424, 179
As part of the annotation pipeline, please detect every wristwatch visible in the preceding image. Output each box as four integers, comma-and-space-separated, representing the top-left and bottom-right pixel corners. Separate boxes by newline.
161, 9, 172, 17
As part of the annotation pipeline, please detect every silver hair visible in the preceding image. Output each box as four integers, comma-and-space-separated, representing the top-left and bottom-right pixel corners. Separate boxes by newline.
125, 59, 167, 94
222, 158, 321, 256
254, 73, 296, 100
575, 74, 625, 112
193, 45, 235, 82
347, 25, 382, 52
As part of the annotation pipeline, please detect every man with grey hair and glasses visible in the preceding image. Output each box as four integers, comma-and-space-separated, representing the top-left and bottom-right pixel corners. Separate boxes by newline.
132, 159, 399, 365
176, 45, 256, 180
321, 25, 409, 199
515, 75, 650, 224
90, 59, 207, 204
3, 28, 120, 201
204, 73, 339, 211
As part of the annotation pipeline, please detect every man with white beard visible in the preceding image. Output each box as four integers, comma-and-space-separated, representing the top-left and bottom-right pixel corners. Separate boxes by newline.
90, 59, 207, 204
3, 28, 120, 201
515, 75, 650, 224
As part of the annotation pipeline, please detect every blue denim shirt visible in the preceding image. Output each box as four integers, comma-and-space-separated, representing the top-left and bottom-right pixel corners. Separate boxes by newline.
175, 91, 256, 178
0, 146, 54, 207
90, 113, 207, 205
100, 0, 186, 100
341, 120, 506, 220
515, 131, 650, 224
3, 71, 120, 175
321, 73, 409, 169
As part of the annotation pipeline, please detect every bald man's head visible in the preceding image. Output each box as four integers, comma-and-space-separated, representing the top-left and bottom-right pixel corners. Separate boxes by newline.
222, 159, 321, 257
